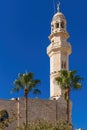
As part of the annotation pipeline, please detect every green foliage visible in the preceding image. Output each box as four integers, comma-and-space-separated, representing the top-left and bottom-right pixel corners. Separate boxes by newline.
0, 119, 9, 130
55, 70, 83, 91
16, 120, 72, 130
12, 71, 41, 129
55, 70, 83, 123
12, 71, 41, 95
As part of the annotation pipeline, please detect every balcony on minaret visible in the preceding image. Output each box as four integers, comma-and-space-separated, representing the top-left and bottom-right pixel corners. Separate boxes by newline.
47, 40, 71, 58
51, 16, 66, 34
50, 8, 70, 41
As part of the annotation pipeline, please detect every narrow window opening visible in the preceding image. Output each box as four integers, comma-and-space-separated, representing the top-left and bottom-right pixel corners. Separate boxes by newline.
56, 23, 59, 28
64, 62, 66, 69
61, 61, 63, 69
61, 22, 64, 28
61, 61, 67, 69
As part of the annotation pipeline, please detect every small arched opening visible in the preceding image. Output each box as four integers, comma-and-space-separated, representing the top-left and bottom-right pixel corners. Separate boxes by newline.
0, 110, 9, 122
61, 21, 65, 28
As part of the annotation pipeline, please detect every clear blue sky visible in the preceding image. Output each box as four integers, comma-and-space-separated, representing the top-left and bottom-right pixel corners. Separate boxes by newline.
0, 0, 87, 129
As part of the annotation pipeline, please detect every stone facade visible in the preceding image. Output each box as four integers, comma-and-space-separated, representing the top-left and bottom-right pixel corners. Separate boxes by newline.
47, 4, 72, 99
0, 97, 72, 130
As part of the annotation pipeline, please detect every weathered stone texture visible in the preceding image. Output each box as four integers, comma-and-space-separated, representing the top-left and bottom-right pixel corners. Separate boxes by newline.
0, 97, 72, 130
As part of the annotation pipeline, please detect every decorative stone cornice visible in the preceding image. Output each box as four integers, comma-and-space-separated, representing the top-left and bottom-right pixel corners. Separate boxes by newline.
49, 31, 69, 40
47, 42, 71, 57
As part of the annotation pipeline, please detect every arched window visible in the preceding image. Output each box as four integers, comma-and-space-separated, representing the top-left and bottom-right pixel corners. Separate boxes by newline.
61, 61, 67, 69
61, 61, 63, 69
56, 23, 59, 28
64, 62, 66, 69
61, 22, 64, 28
0, 110, 9, 122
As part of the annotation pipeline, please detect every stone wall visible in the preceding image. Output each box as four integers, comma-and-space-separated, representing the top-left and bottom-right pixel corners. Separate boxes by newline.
0, 97, 72, 130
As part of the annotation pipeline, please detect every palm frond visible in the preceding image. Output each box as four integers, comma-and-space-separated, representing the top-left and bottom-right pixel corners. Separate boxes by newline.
27, 72, 34, 80
74, 75, 83, 82
55, 77, 62, 84
12, 71, 41, 96
11, 86, 20, 93
59, 70, 68, 78
55, 70, 83, 91
72, 83, 82, 90
18, 73, 23, 79
31, 80, 41, 87
13, 79, 22, 86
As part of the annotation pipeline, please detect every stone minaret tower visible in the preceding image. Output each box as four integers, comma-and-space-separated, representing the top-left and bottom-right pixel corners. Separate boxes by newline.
47, 3, 72, 100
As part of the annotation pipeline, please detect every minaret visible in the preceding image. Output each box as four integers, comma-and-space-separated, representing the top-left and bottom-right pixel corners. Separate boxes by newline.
47, 3, 72, 100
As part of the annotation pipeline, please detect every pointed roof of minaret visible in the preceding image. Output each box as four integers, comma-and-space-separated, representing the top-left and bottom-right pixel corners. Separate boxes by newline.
52, 2, 65, 21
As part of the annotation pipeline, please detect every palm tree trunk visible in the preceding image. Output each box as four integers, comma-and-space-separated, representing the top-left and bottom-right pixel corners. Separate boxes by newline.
24, 88, 28, 130
66, 88, 70, 124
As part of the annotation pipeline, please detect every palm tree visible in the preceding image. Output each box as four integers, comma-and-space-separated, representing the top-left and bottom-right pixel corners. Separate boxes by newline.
55, 70, 83, 124
12, 72, 41, 129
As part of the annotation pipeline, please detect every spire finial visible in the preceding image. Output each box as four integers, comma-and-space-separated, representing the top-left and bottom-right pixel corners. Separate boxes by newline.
57, 1, 61, 12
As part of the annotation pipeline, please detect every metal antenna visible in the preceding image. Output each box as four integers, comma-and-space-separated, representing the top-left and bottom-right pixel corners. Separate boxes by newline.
57, 1, 61, 12
53, 0, 56, 14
